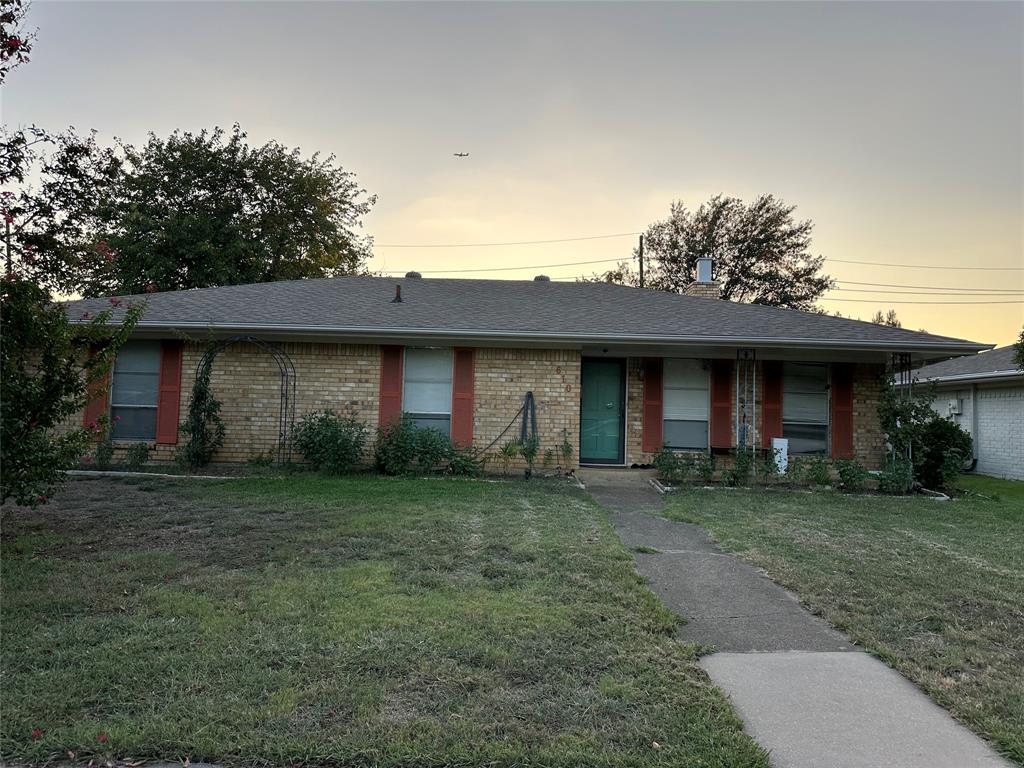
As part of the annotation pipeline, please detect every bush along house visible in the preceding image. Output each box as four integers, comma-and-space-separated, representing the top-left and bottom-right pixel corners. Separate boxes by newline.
63, 260, 991, 471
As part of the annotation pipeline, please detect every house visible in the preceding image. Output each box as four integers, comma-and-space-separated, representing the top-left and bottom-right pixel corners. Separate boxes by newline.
914, 345, 1023, 480
63, 263, 991, 470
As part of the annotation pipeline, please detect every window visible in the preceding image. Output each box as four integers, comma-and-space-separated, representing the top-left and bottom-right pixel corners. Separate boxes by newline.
663, 358, 709, 450
782, 363, 829, 454
403, 348, 453, 435
109, 341, 161, 441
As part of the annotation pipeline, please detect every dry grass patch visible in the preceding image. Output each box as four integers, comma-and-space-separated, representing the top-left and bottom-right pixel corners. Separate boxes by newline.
662, 476, 1024, 765
2, 475, 767, 768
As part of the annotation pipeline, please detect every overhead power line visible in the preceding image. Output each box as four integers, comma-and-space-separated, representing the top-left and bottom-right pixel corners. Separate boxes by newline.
374, 232, 641, 248
831, 287, 1024, 297
836, 279, 1024, 292
824, 297, 1022, 305
827, 257, 1023, 271
380, 257, 623, 275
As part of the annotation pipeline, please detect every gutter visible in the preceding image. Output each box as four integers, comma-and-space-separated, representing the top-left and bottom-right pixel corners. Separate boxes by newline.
89, 320, 993, 356
919, 370, 1023, 385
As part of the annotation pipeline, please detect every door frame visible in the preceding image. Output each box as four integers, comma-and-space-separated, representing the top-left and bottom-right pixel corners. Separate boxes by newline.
579, 357, 627, 466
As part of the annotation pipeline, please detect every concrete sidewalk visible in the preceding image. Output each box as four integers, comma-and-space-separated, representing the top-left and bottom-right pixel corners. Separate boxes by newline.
580, 468, 1013, 768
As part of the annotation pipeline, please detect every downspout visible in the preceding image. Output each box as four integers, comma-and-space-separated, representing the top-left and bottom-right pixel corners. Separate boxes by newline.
752, 358, 758, 454
735, 362, 740, 448
971, 383, 979, 461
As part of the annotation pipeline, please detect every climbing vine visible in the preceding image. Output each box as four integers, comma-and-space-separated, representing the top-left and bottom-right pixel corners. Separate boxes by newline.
176, 358, 225, 469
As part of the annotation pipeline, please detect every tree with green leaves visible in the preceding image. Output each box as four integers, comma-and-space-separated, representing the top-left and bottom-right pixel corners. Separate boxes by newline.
591, 195, 834, 310
6, 125, 376, 296
1, 2, 144, 506
1014, 327, 1023, 372
1, 277, 144, 505
871, 309, 902, 328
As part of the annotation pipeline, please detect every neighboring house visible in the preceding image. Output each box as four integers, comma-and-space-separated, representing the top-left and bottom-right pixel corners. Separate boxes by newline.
63, 263, 990, 470
915, 345, 1023, 480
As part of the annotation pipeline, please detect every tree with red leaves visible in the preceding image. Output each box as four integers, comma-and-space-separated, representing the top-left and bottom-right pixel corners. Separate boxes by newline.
0, 1, 144, 507
0, 0, 34, 85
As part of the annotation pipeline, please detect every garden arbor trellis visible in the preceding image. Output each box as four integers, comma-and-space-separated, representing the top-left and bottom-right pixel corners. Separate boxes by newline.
194, 336, 297, 464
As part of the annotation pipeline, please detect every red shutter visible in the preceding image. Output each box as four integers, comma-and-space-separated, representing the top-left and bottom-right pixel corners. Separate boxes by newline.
831, 363, 854, 459
761, 361, 783, 448
82, 346, 109, 438
379, 345, 404, 426
156, 341, 184, 444
451, 348, 475, 447
709, 359, 733, 450
641, 358, 664, 453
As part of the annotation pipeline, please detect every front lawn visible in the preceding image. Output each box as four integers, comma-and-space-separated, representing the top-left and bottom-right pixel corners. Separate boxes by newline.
660, 480, 1024, 765
1, 476, 768, 767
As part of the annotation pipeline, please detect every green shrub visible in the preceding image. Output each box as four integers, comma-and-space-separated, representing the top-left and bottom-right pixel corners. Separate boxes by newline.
694, 452, 715, 484
835, 459, 869, 493
878, 376, 972, 489
653, 449, 692, 485
415, 428, 452, 473
879, 456, 914, 495
247, 451, 275, 469
498, 440, 521, 475
542, 448, 555, 471
94, 440, 114, 471
125, 442, 150, 472
784, 457, 805, 485
520, 434, 541, 478
915, 416, 973, 490
724, 448, 754, 486
447, 445, 484, 477
806, 457, 832, 487
758, 452, 779, 485
652, 448, 677, 482
293, 410, 367, 474
177, 362, 225, 470
559, 429, 573, 469
374, 415, 419, 475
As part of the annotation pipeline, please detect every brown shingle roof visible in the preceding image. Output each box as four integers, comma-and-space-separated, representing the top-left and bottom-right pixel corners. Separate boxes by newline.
916, 345, 1021, 381
63, 276, 991, 355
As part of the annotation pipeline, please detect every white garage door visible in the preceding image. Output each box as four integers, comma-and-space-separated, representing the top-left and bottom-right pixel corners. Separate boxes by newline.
975, 384, 1024, 480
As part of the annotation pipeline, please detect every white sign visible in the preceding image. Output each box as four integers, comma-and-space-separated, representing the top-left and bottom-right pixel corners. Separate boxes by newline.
772, 437, 789, 475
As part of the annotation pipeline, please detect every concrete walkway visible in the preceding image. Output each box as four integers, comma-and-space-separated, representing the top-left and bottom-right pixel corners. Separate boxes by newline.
579, 468, 1012, 768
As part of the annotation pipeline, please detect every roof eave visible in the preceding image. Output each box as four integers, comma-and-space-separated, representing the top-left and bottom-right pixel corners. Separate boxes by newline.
91, 320, 993, 356
920, 370, 1024, 385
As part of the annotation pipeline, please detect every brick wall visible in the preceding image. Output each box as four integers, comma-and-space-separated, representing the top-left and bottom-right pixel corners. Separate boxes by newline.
932, 383, 1024, 480
87, 341, 381, 464
684, 282, 722, 299
626, 358, 887, 469
83, 342, 582, 469
625, 358, 646, 465
68, 340, 888, 471
199, 341, 381, 463
851, 363, 886, 469
974, 385, 1024, 480
473, 348, 581, 471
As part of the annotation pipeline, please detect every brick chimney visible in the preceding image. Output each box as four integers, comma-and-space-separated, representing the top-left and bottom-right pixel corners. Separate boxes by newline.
685, 257, 722, 299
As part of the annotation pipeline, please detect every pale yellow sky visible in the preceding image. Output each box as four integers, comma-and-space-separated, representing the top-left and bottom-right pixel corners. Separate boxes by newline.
6, 1, 1022, 345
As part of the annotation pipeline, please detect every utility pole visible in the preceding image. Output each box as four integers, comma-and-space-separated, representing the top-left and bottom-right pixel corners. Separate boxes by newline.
638, 233, 644, 288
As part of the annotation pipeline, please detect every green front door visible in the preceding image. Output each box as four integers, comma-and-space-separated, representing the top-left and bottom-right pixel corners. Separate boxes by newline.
580, 359, 625, 464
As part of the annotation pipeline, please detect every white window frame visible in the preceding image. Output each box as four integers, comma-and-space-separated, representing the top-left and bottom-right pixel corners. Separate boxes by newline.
781, 362, 831, 455
109, 340, 161, 442
402, 347, 453, 434
662, 358, 710, 451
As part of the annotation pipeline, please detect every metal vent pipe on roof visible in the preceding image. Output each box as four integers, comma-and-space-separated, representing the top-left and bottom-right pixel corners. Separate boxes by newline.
534, 275, 551, 282
391, 285, 403, 303
405, 271, 422, 279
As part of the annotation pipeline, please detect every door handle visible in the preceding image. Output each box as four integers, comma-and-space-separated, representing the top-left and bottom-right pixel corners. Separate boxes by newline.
605, 402, 614, 409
